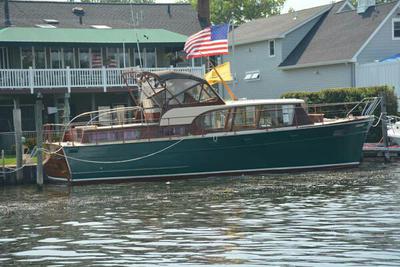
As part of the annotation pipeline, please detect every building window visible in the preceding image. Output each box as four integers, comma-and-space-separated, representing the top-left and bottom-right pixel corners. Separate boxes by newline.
50, 48, 62, 69
0, 48, 9, 69
21, 47, 34, 69
106, 48, 118, 68
393, 19, 400, 40
34, 47, 46, 69
63, 48, 75, 68
79, 48, 90, 68
244, 71, 260, 81
269, 40, 275, 57
145, 48, 156, 68
119, 48, 130, 68
134, 48, 145, 67
91, 48, 102, 68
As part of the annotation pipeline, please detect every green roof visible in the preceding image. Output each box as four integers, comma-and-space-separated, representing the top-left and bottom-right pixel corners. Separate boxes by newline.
0, 27, 188, 44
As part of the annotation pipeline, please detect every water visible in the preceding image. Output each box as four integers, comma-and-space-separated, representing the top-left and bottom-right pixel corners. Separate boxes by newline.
1, 162, 400, 266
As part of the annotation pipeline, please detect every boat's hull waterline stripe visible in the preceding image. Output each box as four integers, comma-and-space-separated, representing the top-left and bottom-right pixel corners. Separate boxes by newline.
47, 162, 360, 183
45, 118, 373, 183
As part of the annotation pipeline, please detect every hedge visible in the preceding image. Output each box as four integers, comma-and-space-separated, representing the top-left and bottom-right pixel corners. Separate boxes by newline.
281, 86, 397, 117
281, 86, 398, 141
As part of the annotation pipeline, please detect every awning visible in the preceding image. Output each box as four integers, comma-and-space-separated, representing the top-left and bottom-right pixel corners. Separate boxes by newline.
0, 27, 188, 45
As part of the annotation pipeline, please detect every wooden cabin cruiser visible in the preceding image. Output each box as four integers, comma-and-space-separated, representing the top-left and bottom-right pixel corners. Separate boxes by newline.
44, 71, 375, 184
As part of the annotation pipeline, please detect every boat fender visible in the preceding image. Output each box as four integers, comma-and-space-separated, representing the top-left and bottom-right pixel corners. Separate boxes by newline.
213, 136, 218, 143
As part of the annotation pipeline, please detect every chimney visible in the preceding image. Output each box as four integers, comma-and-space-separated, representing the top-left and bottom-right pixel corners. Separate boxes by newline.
4, 0, 11, 27
357, 0, 376, 14
197, 0, 210, 28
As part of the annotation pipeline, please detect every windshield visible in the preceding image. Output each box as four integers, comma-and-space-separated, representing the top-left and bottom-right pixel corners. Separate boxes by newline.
139, 73, 223, 110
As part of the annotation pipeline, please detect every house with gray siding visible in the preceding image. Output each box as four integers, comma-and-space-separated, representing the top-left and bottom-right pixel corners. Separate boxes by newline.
225, 0, 400, 99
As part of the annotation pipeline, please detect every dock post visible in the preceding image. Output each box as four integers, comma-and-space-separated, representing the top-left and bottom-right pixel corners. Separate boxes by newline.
1, 149, 5, 183
63, 93, 70, 125
35, 94, 44, 186
380, 93, 390, 162
13, 97, 23, 183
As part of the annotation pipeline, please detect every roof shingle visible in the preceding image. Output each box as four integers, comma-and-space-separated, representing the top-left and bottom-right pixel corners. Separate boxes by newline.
231, 4, 332, 46
280, 1, 399, 67
0, 1, 201, 36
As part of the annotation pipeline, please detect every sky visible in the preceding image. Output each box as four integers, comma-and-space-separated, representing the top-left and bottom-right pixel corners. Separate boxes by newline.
156, 0, 338, 13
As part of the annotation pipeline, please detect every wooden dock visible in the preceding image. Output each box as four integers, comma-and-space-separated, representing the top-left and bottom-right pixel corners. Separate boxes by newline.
363, 143, 400, 158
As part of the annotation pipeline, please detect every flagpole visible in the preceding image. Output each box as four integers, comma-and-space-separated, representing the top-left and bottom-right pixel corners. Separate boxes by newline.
230, 18, 236, 94
208, 59, 237, 101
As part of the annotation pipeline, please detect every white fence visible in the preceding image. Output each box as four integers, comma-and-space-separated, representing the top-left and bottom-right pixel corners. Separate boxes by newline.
0, 66, 206, 93
356, 61, 400, 95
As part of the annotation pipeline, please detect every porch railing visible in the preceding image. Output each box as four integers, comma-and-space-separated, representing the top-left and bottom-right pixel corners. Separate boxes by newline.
0, 66, 206, 93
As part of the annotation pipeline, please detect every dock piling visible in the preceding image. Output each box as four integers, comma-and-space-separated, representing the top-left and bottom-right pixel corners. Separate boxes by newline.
380, 93, 390, 162
35, 94, 44, 186
13, 98, 23, 182
1, 149, 5, 183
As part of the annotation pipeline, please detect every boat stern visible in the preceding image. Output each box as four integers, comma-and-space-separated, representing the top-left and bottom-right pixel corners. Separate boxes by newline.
43, 143, 71, 183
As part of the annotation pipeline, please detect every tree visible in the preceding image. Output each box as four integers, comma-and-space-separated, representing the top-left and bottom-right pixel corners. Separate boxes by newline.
179, 0, 285, 25
80, 0, 155, 3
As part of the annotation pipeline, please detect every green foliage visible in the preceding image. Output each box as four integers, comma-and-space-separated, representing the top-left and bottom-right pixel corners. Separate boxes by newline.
80, 0, 155, 3
281, 86, 398, 142
180, 0, 285, 25
281, 86, 397, 115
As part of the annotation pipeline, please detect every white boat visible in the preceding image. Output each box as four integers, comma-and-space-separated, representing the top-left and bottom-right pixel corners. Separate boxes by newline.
387, 116, 400, 145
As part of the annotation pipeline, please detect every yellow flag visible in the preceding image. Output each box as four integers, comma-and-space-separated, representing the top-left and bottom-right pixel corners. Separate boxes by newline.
205, 62, 233, 85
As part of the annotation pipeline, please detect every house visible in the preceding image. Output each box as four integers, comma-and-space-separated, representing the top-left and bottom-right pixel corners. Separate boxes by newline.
225, 0, 400, 99
0, 0, 205, 132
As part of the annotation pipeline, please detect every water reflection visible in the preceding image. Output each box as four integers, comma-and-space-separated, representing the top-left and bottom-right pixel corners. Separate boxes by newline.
1, 162, 400, 266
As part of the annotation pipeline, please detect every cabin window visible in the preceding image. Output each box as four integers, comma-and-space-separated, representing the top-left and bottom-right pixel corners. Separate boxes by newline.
200, 109, 229, 131
21, 47, 33, 69
233, 106, 257, 130
63, 48, 75, 68
244, 71, 260, 81
34, 47, 46, 68
393, 19, 400, 40
258, 104, 295, 128
269, 40, 275, 57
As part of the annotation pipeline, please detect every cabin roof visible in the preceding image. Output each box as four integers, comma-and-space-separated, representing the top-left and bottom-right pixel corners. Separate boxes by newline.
160, 98, 305, 126
155, 71, 207, 83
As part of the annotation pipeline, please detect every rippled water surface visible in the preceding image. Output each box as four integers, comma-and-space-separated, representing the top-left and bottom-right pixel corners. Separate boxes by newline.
1, 162, 400, 266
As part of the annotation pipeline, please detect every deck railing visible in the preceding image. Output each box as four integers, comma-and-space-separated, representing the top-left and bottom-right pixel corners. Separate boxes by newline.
0, 66, 206, 93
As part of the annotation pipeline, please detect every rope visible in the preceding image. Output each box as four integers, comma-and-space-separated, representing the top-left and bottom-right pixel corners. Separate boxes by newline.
40, 138, 184, 165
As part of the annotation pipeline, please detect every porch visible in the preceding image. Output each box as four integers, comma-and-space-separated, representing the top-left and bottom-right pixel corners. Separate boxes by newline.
0, 66, 206, 94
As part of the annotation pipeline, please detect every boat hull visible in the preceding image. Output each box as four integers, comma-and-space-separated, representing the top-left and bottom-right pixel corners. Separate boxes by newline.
45, 117, 373, 183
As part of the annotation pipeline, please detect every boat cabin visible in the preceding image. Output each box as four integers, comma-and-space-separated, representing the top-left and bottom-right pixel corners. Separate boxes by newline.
60, 72, 314, 144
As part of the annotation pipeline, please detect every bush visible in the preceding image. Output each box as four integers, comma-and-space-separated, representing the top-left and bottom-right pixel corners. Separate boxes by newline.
281, 86, 398, 142
281, 86, 398, 116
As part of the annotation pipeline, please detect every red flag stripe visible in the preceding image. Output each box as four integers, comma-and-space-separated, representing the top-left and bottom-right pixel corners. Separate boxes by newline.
184, 40, 226, 52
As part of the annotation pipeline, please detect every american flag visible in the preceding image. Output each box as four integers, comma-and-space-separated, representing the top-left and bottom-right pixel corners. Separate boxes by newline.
184, 24, 229, 59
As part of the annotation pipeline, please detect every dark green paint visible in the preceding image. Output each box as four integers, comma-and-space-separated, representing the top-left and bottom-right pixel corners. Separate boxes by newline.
62, 118, 373, 182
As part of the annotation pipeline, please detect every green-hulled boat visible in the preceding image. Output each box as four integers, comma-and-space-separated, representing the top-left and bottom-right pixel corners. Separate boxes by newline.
44, 71, 375, 184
